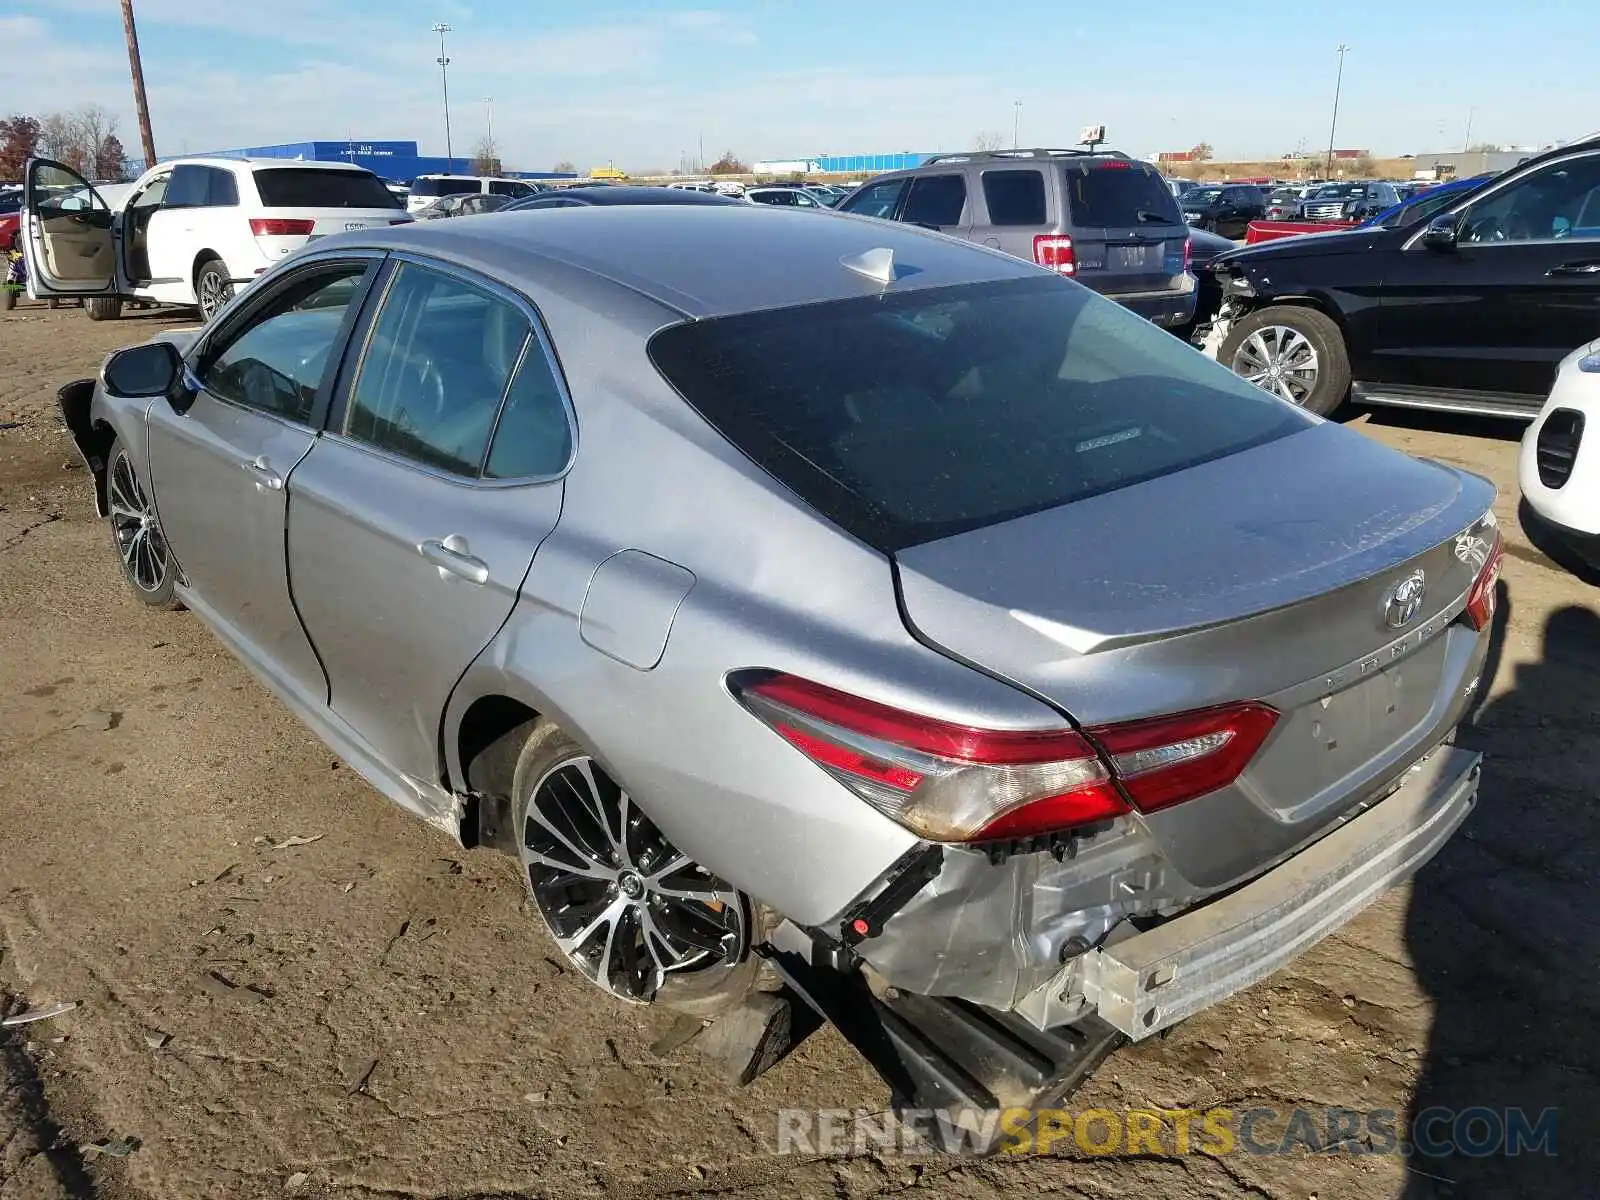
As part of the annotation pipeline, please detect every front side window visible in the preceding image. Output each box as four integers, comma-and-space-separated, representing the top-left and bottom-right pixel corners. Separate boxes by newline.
1459, 155, 1600, 243
344, 263, 531, 475
163, 165, 210, 209
901, 175, 966, 227
839, 178, 907, 220
649, 276, 1308, 551
199, 264, 369, 423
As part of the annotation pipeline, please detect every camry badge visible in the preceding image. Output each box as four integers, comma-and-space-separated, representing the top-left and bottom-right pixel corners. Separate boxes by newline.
1384, 570, 1427, 629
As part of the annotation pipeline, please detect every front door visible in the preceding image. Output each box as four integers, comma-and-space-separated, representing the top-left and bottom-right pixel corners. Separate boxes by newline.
1370, 149, 1600, 399
20, 158, 123, 297
286, 258, 573, 785
147, 257, 380, 707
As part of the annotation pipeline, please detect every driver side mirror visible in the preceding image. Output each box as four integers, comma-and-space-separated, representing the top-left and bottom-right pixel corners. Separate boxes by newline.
1422, 214, 1459, 251
103, 340, 183, 399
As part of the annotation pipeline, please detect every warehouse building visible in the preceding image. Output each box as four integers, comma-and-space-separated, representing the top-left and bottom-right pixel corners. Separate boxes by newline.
754, 152, 943, 176
168, 139, 573, 184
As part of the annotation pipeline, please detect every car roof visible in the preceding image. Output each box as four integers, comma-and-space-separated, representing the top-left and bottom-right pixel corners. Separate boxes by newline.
325, 205, 1040, 318
157, 157, 369, 173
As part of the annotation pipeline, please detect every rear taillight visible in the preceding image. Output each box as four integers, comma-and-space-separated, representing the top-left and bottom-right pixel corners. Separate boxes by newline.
1465, 525, 1505, 632
1184, 237, 1193, 273
1033, 234, 1076, 277
250, 218, 316, 237
734, 674, 1278, 843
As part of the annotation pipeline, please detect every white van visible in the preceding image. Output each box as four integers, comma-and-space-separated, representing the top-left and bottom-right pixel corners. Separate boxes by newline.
406, 175, 546, 213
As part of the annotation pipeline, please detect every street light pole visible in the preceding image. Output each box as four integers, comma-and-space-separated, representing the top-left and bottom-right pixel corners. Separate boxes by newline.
483, 96, 494, 146
432, 22, 454, 173
1325, 43, 1349, 178
1013, 100, 1022, 149
1463, 106, 1477, 153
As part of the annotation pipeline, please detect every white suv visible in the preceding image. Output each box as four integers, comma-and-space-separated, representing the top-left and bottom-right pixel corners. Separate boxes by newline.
405, 175, 545, 214
19, 156, 410, 321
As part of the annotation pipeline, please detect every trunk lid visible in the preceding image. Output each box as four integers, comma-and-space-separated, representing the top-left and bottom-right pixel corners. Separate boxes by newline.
1061, 161, 1188, 295
895, 423, 1496, 886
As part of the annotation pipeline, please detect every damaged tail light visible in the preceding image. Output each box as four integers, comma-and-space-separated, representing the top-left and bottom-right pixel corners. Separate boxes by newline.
1465, 522, 1505, 632
1033, 234, 1076, 277
734, 673, 1278, 843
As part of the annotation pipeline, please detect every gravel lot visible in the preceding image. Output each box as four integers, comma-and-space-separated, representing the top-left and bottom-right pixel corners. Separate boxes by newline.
1, 300, 1595, 1200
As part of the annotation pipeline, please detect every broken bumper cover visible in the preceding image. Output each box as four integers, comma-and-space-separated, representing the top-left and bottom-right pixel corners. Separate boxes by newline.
1066, 744, 1480, 1041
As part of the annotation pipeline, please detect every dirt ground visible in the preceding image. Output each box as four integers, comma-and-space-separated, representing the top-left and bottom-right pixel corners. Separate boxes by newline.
1, 299, 1594, 1200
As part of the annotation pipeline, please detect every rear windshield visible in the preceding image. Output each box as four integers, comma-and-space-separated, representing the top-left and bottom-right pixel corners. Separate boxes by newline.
412, 177, 481, 198
1063, 163, 1181, 227
649, 277, 1308, 551
255, 169, 401, 209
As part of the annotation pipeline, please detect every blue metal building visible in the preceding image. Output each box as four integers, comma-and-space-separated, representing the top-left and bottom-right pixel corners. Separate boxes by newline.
814, 152, 943, 174
166, 140, 574, 184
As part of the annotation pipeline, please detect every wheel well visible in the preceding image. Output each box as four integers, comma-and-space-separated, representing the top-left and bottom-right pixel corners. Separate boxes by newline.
454, 695, 541, 852
1241, 294, 1345, 331
191, 251, 221, 289
86, 418, 118, 516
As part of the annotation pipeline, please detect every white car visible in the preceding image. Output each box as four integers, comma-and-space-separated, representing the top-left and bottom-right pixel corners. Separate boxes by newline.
405, 174, 545, 214
1520, 338, 1600, 572
19, 156, 410, 322
744, 186, 828, 209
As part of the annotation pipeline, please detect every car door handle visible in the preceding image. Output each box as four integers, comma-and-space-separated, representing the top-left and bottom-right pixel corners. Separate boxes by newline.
419, 535, 490, 585
240, 456, 283, 491
1548, 261, 1600, 277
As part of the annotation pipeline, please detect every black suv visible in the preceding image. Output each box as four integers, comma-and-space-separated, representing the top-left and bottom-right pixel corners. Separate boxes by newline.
1179, 184, 1266, 238
1208, 137, 1600, 417
837, 149, 1195, 329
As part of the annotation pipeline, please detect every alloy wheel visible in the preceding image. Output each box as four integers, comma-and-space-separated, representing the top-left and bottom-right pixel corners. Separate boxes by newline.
108, 451, 170, 593
520, 755, 747, 1004
198, 271, 232, 321
1231, 324, 1321, 405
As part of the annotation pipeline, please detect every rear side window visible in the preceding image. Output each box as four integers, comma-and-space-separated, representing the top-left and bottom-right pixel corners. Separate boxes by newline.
489, 180, 536, 197
840, 178, 907, 219
901, 175, 966, 227
254, 169, 401, 209
649, 277, 1307, 551
981, 170, 1046, 226
345, 264, 530, 475
485, 344, 573, 479
206, 168, 240, 206
412, 177, 480, 199
1064, 163, 1180, 226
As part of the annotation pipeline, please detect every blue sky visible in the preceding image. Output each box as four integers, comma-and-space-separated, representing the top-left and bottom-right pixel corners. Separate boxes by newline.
5, 0, 1595, 172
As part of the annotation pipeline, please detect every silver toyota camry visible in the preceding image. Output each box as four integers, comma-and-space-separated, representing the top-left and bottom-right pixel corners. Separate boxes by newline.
57, 204, 1501, 1090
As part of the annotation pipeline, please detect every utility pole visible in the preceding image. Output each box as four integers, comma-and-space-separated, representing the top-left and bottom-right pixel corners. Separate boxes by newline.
433, 22, 454, 173
1013, 100, 1022, 149
483, 97, 494, 146
1463, 106, 1477, 152
1325, 44, 1349, 178
120, 0, 157, 170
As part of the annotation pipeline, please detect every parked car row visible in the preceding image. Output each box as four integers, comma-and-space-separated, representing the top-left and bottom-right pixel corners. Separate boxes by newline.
49, 176, 1499, 1123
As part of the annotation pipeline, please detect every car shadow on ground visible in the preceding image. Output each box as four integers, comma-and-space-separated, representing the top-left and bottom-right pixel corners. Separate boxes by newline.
1403, 589, 1600, 1196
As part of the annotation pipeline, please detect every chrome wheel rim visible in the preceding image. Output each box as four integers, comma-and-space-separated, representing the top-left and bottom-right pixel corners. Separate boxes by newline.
198, 271, 231, 320
520, 755, 746, 1003
108, 451, 169, 593
1232, 324, 1321, 405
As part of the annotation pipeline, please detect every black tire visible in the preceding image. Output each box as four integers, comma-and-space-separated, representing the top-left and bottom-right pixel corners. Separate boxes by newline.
105, 435, 183, 609
511, 718, 764, 1017
1219, 304, 1351, 417
194, 257, 232, 322
84, 296, 123, 322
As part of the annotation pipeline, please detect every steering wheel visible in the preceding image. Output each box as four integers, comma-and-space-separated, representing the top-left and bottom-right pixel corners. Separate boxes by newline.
1463, 215, 1504, 243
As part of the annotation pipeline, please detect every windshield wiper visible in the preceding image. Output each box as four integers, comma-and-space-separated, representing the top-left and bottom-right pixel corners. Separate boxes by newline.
1136, 209, 1173, 223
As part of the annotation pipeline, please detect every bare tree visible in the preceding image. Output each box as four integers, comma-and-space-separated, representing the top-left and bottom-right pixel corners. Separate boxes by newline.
1189, 142, 1214, 163
552, 160, 576, 175
709, 150, 747, 175
38, 113, 83, 171
972, 130, 1006, 152
74, 105, 119, 176
472, 137, 500, 175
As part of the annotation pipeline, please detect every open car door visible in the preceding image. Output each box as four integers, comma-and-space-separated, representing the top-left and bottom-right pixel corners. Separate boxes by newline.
21, 158, 127, 299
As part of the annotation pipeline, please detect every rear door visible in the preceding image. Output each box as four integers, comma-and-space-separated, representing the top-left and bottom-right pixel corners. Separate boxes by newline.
285, 256, 574, 785
19, 158, 128, 298
976, 167, 1051, 262
1061, 159, 1187, 298
144, 164, 224, 290
1370, 148, 1600, 399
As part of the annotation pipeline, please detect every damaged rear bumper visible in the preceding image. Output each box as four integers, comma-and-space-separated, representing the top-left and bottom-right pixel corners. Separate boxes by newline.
1026, 743, 1480, 1039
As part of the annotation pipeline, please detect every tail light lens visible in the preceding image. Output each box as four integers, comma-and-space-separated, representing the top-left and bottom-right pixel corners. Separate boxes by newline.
734, 674, 1278, 843
1465, 524, 1505, 632
1033, 234, 1076, 277
1184, 237, 1193, 273
249, 218, 316, 237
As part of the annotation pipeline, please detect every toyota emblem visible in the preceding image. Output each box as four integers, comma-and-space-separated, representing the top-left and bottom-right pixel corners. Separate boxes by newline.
1384, 570, 1427, 629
